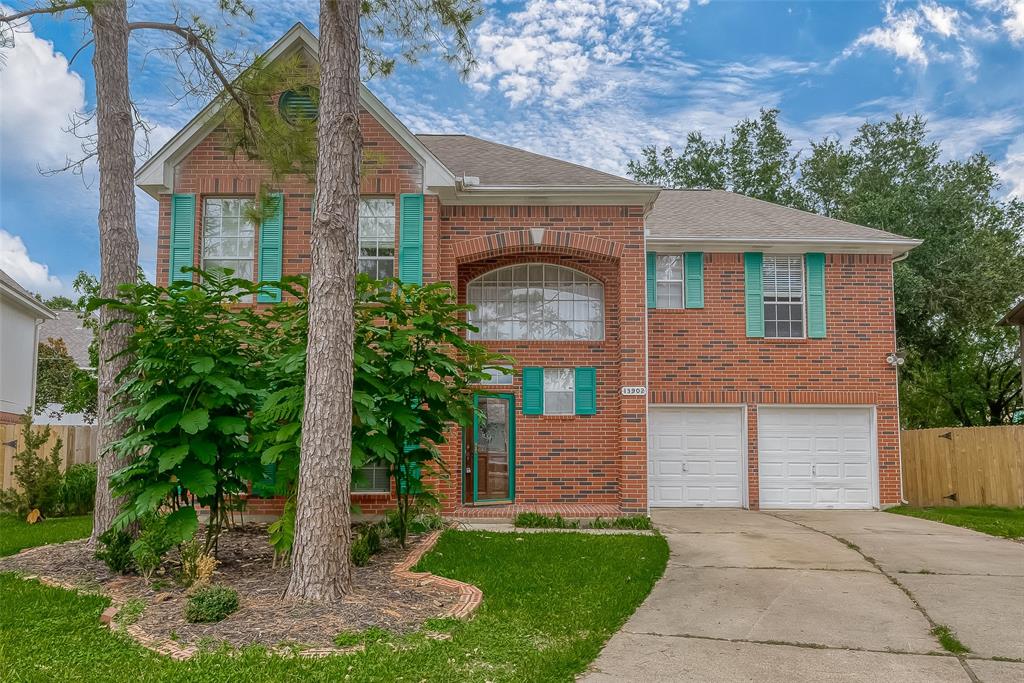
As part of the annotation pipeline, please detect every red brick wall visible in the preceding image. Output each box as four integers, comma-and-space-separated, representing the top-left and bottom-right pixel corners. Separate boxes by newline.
647, 252, 901, 507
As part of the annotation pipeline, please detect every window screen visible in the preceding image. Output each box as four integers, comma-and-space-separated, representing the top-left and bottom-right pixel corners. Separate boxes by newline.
763, 255, 805, 338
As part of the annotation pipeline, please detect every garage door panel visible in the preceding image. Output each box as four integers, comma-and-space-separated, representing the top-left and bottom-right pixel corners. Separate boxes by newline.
758, 407, 876, 510
650, 407, 745, 508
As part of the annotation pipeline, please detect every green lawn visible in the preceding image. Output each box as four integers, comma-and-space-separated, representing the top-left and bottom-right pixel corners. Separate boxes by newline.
887, 505, 1024, 539
0, 530, 668, 682
0, 514, 92, 557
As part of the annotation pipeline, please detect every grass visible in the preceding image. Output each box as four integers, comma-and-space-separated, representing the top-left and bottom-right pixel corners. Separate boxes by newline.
514, 513, 653, 530
886, 505, 1024, 539
0, 514, 92, 557
0, 530, 668, 682
931, 625, 970, 655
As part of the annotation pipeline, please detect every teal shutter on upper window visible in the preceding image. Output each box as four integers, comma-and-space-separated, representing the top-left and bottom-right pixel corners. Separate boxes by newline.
684, 252, 704, 309
744, 252, 765, 338
574, 367, 597, 415
399, 193, 424, 284
169, 194, 195, 283
522, 367, 544, 415
805, 252, 826, 338
646, 252, 657, 308
258, 193, 284, 303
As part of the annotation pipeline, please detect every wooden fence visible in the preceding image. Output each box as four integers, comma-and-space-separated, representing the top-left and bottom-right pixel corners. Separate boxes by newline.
900, 426, 1024, 507
0, 424, 98, 491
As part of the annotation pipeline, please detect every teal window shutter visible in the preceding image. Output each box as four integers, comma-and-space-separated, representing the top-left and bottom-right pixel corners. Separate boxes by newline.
744, 252, 765, 338
398, 445, 421, 495
646, 251, 657, 308
399, 193, 424, 284
258, 193, 284, 303
684, 252, 704, 309
574, 367, 597, 415
805, 252, 826, 338
169, 194, 195, 283
522, 367, 544, 415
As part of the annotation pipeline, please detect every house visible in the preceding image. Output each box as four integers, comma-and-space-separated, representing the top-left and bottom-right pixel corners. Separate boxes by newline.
0, 269, 56, 423
136, 24, 920, 516
1000, 298, 1024, 393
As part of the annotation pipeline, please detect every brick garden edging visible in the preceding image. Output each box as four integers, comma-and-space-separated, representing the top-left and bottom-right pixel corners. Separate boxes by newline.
10, 529, 481, 661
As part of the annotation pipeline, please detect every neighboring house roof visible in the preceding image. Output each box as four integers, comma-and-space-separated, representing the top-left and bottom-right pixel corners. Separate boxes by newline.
0, 268, 56, 320
647, 189, 922, 255
417, 134, 640, 189
1000, 298, 1024, 326
39, 310, 94, 368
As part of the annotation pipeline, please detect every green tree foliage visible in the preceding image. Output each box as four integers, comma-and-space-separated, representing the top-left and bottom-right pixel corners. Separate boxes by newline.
629, 113, 1024, 426
0, 415, 64, 518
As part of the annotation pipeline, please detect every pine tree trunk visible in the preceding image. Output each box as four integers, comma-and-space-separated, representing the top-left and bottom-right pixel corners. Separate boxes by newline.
285, 0, 361, 602
88, 0, 139, 546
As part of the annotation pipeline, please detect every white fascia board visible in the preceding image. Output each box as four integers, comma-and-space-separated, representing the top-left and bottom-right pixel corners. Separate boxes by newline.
0, 283, 57, 320
135, 22, 457, 198
644, 235, 922, 256
434, 185, 661, 208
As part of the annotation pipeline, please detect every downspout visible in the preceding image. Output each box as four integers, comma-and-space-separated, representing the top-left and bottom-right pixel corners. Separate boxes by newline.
891, 251, 910, 505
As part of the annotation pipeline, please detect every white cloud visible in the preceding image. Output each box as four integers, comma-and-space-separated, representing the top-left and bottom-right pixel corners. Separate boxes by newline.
0, 229, 67, 297
921, 2, 961, 37
1000, 134, 1024, 197
846, 1, 930, 66
0, 14, 87, 174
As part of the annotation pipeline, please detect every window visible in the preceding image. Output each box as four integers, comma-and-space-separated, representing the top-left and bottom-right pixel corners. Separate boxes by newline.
467, 264, 604, 341
655, 254, 684, 308
358, 198, 396, 279
352, 463, 390, 493
479, 367, 514, 385
202, 198, 255, 285
764, 255, 805, 338
543, 368, 575, 415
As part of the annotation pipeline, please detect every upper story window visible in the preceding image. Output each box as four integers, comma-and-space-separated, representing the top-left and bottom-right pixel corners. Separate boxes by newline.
202, 197, 255, 283
655, 254, 684, 309
478, 367, 514, 385
358, 198, 396, 279
467, 264, 605, 341
763, 255, 805, 338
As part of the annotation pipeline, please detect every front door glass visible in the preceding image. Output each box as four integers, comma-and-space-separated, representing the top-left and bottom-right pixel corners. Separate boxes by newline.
467, 394, 514, 502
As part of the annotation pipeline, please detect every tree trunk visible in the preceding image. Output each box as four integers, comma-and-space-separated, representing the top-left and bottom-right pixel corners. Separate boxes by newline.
88, 0, 139, 546
285, 0, 361, 602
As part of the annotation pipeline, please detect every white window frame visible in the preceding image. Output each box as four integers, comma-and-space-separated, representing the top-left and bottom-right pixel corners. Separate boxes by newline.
352, 462, 390, 493
358, 198, 396, 279
543, 368, 575, 416
466, 264, 605, 341
763, 255, 806, 339
201, 197, 256, 300
655, 253, 685, 309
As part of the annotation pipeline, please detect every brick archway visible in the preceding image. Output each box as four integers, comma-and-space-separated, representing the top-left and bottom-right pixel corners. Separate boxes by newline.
452, 229, 623, 264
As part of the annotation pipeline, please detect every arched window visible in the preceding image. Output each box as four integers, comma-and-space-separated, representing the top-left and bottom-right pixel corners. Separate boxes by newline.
467, 264, 604, 341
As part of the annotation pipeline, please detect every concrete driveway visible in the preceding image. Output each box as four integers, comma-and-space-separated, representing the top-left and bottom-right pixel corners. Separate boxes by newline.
582, 510, 1024, 682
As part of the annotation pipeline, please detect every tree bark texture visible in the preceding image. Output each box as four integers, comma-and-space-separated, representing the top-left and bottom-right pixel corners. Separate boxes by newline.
89, 0, 139, 546
285, 0, 362, 602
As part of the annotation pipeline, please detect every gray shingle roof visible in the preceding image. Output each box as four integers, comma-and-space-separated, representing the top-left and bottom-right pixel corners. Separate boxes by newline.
647, 189, 917, 243
39, 310, 94, 368
417, 134, 640, 188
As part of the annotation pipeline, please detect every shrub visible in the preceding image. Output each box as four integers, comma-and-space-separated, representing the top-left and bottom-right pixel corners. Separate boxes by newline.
130, 514, 178, 580
514, 512, 578, 529
95, 528, 134, 574
59, 463, 96, 516
184, 585, 238, 623
350, 533, 372, 567
179, 537, 218, 590
0, 416, 64, 518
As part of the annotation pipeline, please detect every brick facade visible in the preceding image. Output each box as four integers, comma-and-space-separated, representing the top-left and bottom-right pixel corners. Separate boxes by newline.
152, 103, 902, 517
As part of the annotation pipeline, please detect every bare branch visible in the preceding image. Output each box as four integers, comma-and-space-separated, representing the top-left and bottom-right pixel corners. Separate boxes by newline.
67, 37, 93, 66
0, 1, 86, 24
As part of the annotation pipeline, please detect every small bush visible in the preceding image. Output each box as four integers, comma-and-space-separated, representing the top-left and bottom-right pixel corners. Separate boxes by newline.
59, 463, 97, 516
514, 512, 578, 529
184, 585, 238, 623
0, 416, 64, 518
179, 537, 218, 590
364, 524, 382, 554
351, 533, 372, 567
95, 528, 134, 574
130, 514, 177, 580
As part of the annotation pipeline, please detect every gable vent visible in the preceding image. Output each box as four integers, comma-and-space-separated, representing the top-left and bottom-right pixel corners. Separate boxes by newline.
279, 87, 319, 124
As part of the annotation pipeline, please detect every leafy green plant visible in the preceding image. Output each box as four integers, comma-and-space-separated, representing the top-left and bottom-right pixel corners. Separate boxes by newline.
58, 463, 97, 516
178, 537, 218, 590
0, 415, 64, 518
350, 533, 372, 567
514, 512, 579, 529
95, 528, 134, 574
184, 585, 238, 623
129, 514, 178, 580
114, 599, 145, 627
590, 515, 653, 530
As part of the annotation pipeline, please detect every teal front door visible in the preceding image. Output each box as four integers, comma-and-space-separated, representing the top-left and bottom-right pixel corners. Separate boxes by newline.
466, 393, 515, 503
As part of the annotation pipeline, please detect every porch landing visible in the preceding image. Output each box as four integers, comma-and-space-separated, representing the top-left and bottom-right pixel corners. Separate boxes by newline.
452, 503, 624, 522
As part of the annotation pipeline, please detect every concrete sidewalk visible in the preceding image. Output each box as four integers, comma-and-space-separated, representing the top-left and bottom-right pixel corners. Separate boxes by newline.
581, 510, 1024, 682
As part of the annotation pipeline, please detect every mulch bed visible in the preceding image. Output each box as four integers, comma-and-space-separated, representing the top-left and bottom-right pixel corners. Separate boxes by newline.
0, 524, 461, 650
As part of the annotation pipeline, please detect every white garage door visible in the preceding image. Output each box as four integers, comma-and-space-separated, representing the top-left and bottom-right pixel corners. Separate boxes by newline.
758, 407, 876, 509
649, 407, 744, 507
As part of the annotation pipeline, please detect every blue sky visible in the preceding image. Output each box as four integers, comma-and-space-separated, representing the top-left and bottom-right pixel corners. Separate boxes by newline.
1, 0, 1023, 297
